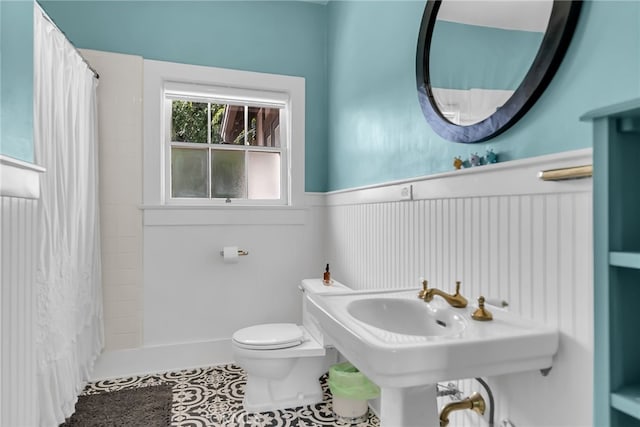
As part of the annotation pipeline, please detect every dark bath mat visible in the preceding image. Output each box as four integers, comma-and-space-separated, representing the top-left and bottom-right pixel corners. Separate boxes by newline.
60, 384, 172, 427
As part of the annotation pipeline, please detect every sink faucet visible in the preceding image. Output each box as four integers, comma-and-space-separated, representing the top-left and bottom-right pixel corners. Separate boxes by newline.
439, 392, 485, 427
422, 280, 468, 308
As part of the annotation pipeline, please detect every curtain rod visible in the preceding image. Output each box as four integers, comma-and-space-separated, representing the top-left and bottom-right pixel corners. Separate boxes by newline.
39, 9, 100, 80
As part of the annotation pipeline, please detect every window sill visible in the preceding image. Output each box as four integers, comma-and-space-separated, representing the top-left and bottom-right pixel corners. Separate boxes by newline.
141, 204, 308, 226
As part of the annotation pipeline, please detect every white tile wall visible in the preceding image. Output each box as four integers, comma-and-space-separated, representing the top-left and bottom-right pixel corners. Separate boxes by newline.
82, 50, 327, 378
81, 49, 144, 351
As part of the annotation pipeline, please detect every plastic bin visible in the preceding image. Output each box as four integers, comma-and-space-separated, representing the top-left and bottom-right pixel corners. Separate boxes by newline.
328, 362, 380, 423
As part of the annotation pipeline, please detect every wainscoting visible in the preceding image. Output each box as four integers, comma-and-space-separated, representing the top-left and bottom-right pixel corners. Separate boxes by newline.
0, 157, 43, 427
325, 149, 593, 427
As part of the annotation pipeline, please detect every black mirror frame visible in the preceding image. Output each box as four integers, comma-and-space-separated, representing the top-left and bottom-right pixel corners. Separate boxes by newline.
416, 0, 582, 143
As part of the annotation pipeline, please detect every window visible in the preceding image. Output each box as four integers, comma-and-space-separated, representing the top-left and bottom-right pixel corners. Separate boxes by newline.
163, 83, 288, 205
144, 60, 305, 210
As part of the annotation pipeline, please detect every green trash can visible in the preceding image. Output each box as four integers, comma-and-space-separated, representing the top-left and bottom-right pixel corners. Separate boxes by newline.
328, 362, 380, 423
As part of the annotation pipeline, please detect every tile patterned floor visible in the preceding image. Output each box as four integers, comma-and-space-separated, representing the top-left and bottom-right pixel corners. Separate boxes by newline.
81, 364, 380, 426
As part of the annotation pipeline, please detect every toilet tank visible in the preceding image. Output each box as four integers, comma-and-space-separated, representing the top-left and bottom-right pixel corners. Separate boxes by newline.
299, 278, 350, 345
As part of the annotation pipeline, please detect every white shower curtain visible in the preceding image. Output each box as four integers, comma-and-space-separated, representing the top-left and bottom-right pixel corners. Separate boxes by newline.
34, 6, 103, 426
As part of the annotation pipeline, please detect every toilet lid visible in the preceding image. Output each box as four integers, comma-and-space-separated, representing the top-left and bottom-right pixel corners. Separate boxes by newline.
232, 323, 305, 350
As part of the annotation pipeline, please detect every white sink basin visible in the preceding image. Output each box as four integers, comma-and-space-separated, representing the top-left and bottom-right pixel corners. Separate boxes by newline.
347, 297, 465, 337
308, 288, 559, 389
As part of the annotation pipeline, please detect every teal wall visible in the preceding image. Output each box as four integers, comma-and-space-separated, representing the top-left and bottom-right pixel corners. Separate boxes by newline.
430, 21, 543, 90
327, 0, 640, 190
1, 0, 34, 163
35, 1, 640, 191
39, 0, 329, 192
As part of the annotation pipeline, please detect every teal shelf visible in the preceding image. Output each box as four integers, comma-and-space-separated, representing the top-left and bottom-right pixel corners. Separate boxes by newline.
612, 386, 640, 421
609, 252, 640, 269
581, 98, 640, 121
589, 98, 640, 426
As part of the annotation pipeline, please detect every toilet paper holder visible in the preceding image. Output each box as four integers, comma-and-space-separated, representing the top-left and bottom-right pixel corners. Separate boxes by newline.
219, 249, 249, 256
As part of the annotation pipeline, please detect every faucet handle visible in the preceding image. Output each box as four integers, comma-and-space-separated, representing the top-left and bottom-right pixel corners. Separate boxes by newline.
472, 296, 493, 321
451, 280, 468, 308
418, 278, 428, 299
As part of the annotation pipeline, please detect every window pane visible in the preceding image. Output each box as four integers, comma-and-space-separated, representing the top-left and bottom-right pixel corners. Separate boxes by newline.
171, 100, 208, 143
248, 106, 281, 147
213, 104, 245, 145
210, 103, 225, 144
211, 150, 246, 199
248, 151, 280, 199
171, 147, 208, 198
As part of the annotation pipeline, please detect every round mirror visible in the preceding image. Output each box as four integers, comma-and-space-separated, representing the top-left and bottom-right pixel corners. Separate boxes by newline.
416, 0, 582, 143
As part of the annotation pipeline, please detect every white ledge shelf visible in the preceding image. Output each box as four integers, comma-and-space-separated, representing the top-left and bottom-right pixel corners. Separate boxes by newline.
0, 155, 46, 199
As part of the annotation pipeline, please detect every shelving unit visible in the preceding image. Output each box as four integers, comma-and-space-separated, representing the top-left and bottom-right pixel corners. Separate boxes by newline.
582, 98, 640, 427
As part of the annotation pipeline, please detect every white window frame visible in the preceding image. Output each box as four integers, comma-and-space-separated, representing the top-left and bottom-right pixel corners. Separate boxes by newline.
143, 59, 305, 209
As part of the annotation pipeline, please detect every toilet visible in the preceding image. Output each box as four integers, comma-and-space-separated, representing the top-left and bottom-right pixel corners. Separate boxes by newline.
232, 278, 349, 412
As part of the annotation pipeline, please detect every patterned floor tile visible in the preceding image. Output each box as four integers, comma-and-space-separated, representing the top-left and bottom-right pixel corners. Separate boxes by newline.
82, 364, 380, 426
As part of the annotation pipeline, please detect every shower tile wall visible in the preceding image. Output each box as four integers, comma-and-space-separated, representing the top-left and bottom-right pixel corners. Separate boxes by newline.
325, 154, 593, 427
81, 49, 144, 351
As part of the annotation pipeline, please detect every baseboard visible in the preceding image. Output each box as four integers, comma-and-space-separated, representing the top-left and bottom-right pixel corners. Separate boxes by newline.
91, 339, 234, 381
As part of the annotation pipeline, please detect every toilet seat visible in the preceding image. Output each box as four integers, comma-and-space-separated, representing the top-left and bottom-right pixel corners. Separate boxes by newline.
233, 323, 306, 350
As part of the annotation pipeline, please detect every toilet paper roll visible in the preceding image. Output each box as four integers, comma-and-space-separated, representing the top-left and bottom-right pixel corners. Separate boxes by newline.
223, 246, 239, 264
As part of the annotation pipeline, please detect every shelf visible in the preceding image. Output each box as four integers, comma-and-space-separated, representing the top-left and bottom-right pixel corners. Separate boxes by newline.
581, 98, 640, 121
609, 252, 640, 269
590, 100, 640, 425
612, 386, 640, 420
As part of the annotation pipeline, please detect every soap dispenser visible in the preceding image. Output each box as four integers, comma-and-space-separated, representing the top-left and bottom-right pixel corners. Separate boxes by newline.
323, 264, 331, 285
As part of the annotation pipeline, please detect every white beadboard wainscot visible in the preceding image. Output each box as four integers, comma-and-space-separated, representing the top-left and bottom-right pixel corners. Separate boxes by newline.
1, 157, 44, 427
325, 148, 593, 427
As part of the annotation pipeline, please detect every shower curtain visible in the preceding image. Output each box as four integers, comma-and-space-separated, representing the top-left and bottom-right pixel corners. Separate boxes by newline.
34, 6, 103, 426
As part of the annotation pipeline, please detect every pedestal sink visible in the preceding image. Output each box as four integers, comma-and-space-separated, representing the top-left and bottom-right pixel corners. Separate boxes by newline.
307, 288, 559, 426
